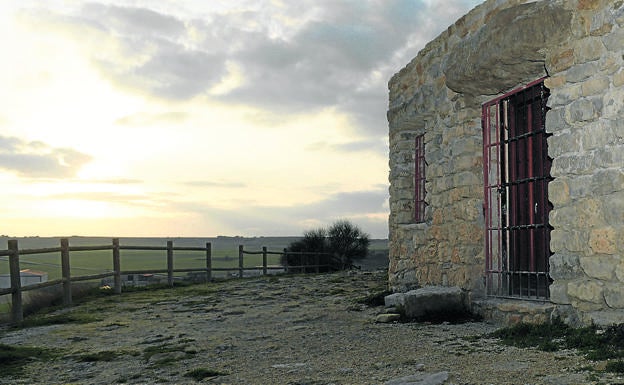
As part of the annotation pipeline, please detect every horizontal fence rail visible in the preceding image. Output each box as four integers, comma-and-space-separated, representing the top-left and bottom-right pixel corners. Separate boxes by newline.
0, 238, 336, 325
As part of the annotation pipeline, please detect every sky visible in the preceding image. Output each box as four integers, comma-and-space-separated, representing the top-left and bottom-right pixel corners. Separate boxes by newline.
1, 0, 482, 239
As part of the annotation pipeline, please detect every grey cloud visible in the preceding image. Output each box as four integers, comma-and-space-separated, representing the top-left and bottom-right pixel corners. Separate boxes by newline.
218, 0, 450, 134
0, 135, 92, 178
92, 37, 225, 100
81, 3, 186, 38
33, 0, 479, 134
306, 139, 387, 155
38, 3, 228, 100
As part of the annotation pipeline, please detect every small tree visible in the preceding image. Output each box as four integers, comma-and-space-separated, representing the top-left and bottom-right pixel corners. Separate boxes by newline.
281, 228, 327, 273
327, 220, 370, 267
283, 220, 369, 272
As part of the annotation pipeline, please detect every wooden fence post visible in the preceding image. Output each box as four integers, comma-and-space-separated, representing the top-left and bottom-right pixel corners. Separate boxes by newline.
61, 238, 72, 306
8, 240, 23, 325
238, 245, 244, 278
167, 241, 174, 287
283, 248, 288, 274
112, 238, 121, 294
206, 242, 212, 282
315, 253, 320, 273
262, 246, 267, 276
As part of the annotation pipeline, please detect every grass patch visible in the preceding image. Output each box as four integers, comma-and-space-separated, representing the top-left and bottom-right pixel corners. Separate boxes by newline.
0, 302, 11, 313
357, 289, 392, 307
142, 343, 194, 363
18, 311, 100, 329
184, 368, 228, 380
491, 320, 624, 361
605, 360, 624, 373
0, 344, 55, 375
76, 350, 121, 362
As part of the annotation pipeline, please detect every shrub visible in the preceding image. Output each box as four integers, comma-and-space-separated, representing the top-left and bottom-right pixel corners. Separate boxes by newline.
184, 368, 228, 380
282, 220, 369, 272
327, 219, 370, 262
281, 228, 329, 273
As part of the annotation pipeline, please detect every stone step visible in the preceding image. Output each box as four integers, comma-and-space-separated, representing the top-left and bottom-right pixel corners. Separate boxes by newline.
385, 286, 468, 320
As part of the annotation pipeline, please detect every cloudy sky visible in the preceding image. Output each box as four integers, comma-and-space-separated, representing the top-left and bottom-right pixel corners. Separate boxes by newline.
1, 0, 481, 239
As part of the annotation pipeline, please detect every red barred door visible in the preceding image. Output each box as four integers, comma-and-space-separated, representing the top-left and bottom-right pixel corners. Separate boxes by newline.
482, 79, 552, 300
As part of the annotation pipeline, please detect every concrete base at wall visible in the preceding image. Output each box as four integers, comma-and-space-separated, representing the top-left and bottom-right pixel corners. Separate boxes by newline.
471, 298, 559, 326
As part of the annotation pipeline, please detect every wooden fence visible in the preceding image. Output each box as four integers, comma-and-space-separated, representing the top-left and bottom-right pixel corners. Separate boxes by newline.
0, 238, 338, 325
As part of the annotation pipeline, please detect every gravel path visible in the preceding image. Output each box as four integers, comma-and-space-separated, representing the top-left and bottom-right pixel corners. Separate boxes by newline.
0, 270, 619, 384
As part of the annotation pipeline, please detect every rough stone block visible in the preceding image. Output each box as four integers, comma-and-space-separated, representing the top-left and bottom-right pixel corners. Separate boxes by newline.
604, 190, 624, 226
388, 286, 467, 320
573, 37, 605, 64
603, 88, 624, 118
568, 176, 594, 200
384, 371, 449, 385
552, 229, 587, 253
565, 98, 600, 123
444, 2, 573, 95
582, 77, 610, 97
384, 293, 405, 308
548, 178, 570, 206
616, 1, 624, 26
549, 84, 582, 108
604, 284, 624, 309
602, 27, 624, 50
614, 69, 624, 87
580, 255, 616, 280
575, 198, 606, 228
549, 206, 576, 229
549, 132, 580, 158
568, 279, 604, 304
375, 313, 401, 323
548, 48, 575, 73
580, 120, 611, 150
549, 253, 583, 280
452, 171, 479, 187
588, 310, 624, 326
566, 62, 600, 83
589, 227, 618, 255
592, 146, 624, 169
577, 0, 600, 11
544, 75, 566, 89
544, 107, 567, 132
593, 169, 624, 195
549, 282, 571, 305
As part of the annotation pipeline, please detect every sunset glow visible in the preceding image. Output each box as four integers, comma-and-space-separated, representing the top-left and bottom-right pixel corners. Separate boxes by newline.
1, 0, 482, 238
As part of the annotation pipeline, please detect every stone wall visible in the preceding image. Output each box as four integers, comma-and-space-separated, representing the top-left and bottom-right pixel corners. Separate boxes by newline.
388, 0, 624, 325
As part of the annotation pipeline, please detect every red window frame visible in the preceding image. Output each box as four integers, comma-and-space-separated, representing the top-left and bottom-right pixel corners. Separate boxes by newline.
414, 134, 426, 223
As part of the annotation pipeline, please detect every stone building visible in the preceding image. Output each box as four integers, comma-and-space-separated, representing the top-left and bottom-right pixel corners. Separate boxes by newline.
387, 0, 623, 326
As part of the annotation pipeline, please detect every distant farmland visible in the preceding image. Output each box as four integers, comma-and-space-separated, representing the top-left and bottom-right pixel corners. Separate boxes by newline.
0, 236, 388, 281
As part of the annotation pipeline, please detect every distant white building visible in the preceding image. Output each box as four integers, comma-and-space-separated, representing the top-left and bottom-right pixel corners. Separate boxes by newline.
0, 269, 48, 288
101, 273, 159, 288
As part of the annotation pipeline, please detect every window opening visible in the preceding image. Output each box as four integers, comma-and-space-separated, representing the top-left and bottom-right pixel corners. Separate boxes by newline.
482, 78, 552, 300
414, 134, 427, 223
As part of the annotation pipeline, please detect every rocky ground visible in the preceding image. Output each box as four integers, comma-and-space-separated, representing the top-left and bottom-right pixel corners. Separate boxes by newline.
0, 268, 622, 385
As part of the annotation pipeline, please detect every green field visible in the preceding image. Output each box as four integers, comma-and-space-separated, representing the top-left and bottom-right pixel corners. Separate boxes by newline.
0, 236, 388, 282
0, 246, 283, 282
0, 237, 387, 280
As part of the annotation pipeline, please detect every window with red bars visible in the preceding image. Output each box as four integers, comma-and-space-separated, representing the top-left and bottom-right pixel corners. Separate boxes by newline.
414, 134, 426, 223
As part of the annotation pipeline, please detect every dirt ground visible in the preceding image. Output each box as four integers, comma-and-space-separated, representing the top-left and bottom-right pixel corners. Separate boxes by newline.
0, 268, 621, 385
